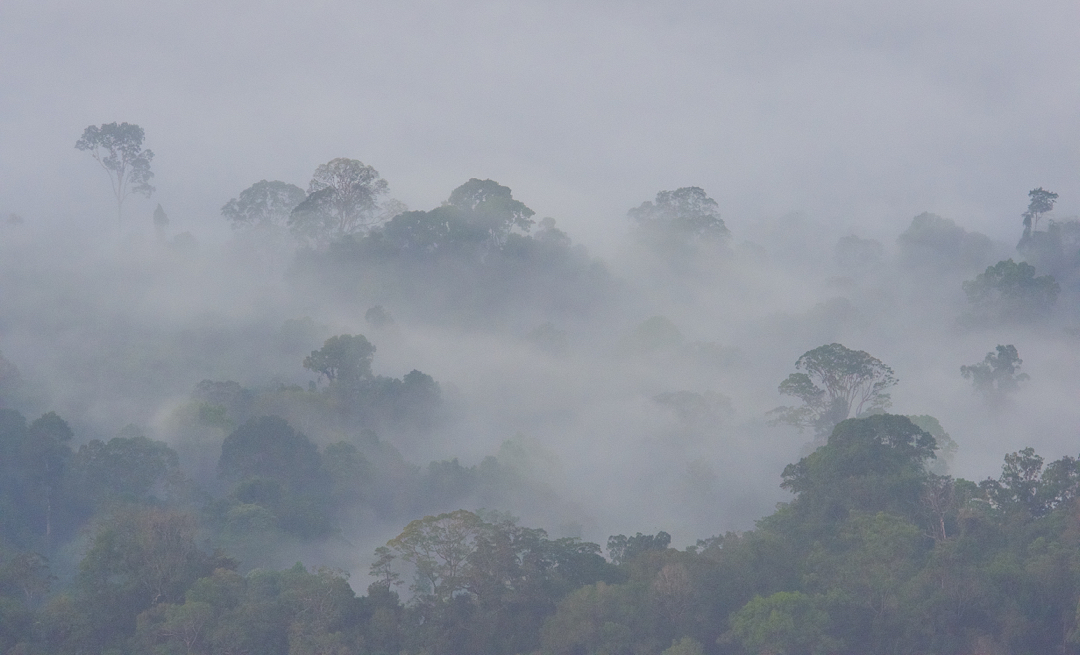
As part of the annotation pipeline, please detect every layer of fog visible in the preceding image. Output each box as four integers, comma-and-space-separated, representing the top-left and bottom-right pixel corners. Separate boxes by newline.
3, 0, 1079, 256
2, 0, 1079, 586
2, 186, 1078, 587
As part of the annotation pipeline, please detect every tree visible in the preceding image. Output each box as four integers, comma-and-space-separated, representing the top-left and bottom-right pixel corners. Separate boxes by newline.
771, 343, 898, 437
780, 414, 938, 526
386, 510, 485, 603
961, 345, 1029, 401
289, 158, 389, 244
977, 447, 1080, 517
302, 334, 376, 384
728, 591, 837, 655
221, 180, 306, 229
75, 122, 155, 224
444, 178, 535, 247
606, 531, 671, 565
218, 416, 322, 487
217, 417, 332, 538
68, 432, 179, 510
962, 259, 1059, 324
1022, 187, 1058, 236
629, 187, 728, 239
628, 187, 729, 257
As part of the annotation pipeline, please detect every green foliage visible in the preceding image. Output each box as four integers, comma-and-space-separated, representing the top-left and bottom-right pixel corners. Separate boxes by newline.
221, 179, 307, 229
607, 531, 671, 566
1022, 186, 1058, 234
629, 187, 729, 247
69, 431, 179, 511
728, 591, 838, 655
386, 509, 485, 603
905, 415, 958, 475
302, 334, 375, 384
0, 410, 77, 547
289, 158, 390, 245
962, 258, 1060, 324
63, 507, 229, 654
216, 416, 332, 539
75, 122, 155, 222
978, 447, 1080, 518
540, 581, 639, 655
780, 415, 937, 529
961, 344, 1029, 401
444, 178, 536, 244
771, 343, 897, 437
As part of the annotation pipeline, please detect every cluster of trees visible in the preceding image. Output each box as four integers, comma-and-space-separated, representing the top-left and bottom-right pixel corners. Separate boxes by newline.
51, 125, 1080, 654
7, 411, 1080, 654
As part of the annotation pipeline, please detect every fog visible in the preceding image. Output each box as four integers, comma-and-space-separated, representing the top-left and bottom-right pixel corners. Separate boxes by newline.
1, 0, 1079, 586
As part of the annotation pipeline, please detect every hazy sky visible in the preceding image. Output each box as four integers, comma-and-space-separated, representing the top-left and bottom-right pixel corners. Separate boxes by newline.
2, 0, 1078, 252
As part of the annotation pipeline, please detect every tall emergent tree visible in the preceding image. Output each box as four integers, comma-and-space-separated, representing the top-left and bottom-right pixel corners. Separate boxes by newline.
443, 178, 535, 247
302, 334, 375, 385
771, 343, 897, 437
221, 180, 306, 230
961, 344, 1029, 401
1022, 187, 1058, 237
289, 158, 389, 245
628, 187, 729, 257
75, 122, 155, 223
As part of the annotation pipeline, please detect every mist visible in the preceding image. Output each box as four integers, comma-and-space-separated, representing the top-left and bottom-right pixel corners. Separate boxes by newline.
1, 2, 1079, 653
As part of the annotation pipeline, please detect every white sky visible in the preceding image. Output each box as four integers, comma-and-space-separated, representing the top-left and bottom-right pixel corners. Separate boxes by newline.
2, 0, 1078, 254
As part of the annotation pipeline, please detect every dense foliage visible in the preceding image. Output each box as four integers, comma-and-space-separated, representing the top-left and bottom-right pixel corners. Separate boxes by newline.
7, 150, 1080, 653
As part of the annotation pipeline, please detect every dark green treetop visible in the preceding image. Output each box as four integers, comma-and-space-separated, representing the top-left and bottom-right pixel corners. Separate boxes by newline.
302, 334, 376, 384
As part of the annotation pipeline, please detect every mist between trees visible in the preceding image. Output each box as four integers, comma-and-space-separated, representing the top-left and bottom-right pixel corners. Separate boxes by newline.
1, 143, 1079, 653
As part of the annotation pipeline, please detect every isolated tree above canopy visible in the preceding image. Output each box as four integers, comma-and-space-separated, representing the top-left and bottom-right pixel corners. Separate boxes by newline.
289, 158, 389, 245
302, 334, 375, 384
75, 122, 155, 223
444, 178, 535, 241
1022, 187, 1058, 235
961, 344, 1029, 401
628, 187, 729, 245
221, 180, 306, 229
771, 343, 897, 437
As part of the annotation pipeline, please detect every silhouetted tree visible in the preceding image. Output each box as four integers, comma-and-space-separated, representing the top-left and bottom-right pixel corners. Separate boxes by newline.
961, 344, 1029, 401
771, 343, 897, 437
75, 122, 154, 223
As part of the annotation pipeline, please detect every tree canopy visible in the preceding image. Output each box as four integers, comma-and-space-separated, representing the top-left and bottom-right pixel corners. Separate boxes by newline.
961, 344, 1029, 401
289, 158, 389, 244
962, 258, 1059, 324
302, 334, 376, 384
1022, 186, 1058, 236
221, 180, 306, 229
75, 122, 155, 223
771, 343, 897, 437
